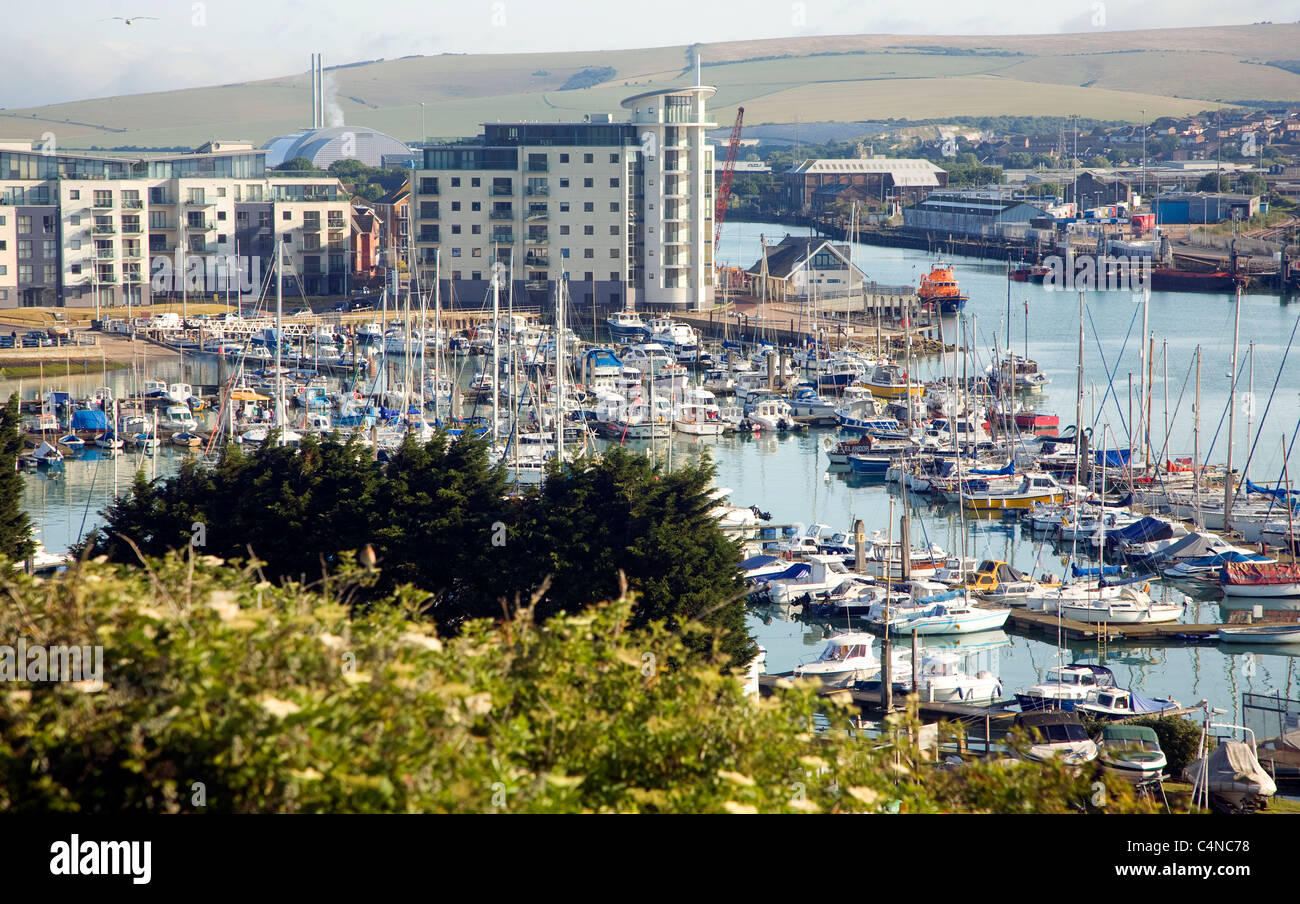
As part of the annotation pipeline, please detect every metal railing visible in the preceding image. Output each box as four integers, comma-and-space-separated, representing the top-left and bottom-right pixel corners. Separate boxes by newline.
92, 225, 117, 235
489, 209, 514, 220
525, 185, 549, 196
490, 186, 514, 196
122, 199, 143, 209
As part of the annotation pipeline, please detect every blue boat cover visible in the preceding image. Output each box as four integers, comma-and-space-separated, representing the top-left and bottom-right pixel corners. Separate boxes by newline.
755, 563, 811, 582
916, 589, 963, 605
739, 554, 780, 571
1109, 515, 1173, 545
1128, 692, 1181, 715
971, 460, 1014, 476
1246, 478, 1300, 499
70, 410, 108, 430
1071, 563, 1123, 578
1095, 448, 1132, 467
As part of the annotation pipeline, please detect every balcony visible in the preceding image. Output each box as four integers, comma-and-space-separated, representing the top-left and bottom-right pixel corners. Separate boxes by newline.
489, 208, 514, 220
184, 199, 215, 207
92, 224, 117, 235
524, 254, 549, 267
525, 184, 549, 196
526, 207, 548, 221
92, 199, 114, 209
186, 221, 214, 231
94, 272, 117, 284
525, 279, 549, 291
122, 223, 142, 234
122, 199, 143, 210
490, 186, 514, 196
121, 246, 144, 259
123, 270, 145, 283
418, 232, 441, 244
526, 230, 549, 243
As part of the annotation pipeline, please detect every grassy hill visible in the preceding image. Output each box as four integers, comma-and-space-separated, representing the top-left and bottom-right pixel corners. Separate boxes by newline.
2, 24, 1298, 150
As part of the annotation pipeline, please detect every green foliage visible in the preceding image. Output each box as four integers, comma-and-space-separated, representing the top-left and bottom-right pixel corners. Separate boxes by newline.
0, 394, 34, 562
1128, 716, 1205, 776
88, 436, 750, 662
0, 557, 1157, 814
559, 67, 615, 90
1197, 172, 1225, 192
275, 157, 318, 172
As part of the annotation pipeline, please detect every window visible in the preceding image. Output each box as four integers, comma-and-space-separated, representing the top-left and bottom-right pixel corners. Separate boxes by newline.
471, 177, 481, 187
17, 216, 31, 233
610, 273, 620, 282
609, 178, 619, 188
584, 271, 593, 282
452, 225, 462, 235
69, 189, 80, 200
610, 153, 619, 164
610, 225, 619, 235
583, 178, 593, 188
559, 153, 569, 163
218, 234, 228, 244
559, 178, 569, 188
610, 248, 620, 258
19, 265, 32, 283
559, 202, 570, 212
283, 232, 292, 243
561, 248, 570, 259
583, 248, 593, 259
471, 272, 481, 281
283, 211, 291, 220
583, 153, 593, 164
69, 239, 80, 250
471, 201, 481, 212
94, 190, 113, 208
217, 210, 227, 221
43, 264, 56, 283
610, 202, 620, 212
584, 225, 594, 235
583, 202, 594, 213
452, 248, 461, 257
471, 224, 481, 234
43, 240, 55, 257
451, 201, 461, 211
560, 225, 570, 235
18, 240, 31, 259
472, 248, 482, 257
217, 187, 226, 198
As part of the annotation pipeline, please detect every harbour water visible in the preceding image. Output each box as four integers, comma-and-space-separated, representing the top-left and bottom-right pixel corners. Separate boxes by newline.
12, 220, 1300, 730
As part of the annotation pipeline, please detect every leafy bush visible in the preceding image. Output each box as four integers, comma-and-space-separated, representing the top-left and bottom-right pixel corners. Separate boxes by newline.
0, 556, 1157, 814
1129, 716, 1205, 776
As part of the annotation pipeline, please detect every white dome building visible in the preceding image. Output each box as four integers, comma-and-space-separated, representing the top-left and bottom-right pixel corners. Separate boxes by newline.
264, 126, 414, 169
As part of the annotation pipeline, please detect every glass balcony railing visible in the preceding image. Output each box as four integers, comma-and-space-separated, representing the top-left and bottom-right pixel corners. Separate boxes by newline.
489, 209, 514, 220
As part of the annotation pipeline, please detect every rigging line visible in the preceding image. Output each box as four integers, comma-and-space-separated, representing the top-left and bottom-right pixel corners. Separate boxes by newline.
1237, 308, 1300, 488
1085, 300, 1140, 439
1198, 352, 1249, 469
1259, 416, 1300, 521
1146, 352, 1197, 512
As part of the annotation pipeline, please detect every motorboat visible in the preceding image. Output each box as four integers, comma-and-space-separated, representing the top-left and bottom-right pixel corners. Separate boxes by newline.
1078, 687, 1181, 720
32, 441, 64, 469
866, 651, 1002, 704
1183, 740, 1277, 814
1016, 663, 1116, 712
1096, 724, 1168, 784
883, 596, 1012, 635
673, 389, 727, 436
963, 473, 1067, 512
747, 397, 795, 432
170, 431, 202, 448
57, 434, 85, 453
1013, 710, 1098, 765
786, 387, 838, 422
917, 261, 968, 314
161, 405, 198, 431
606, 310, 650, 343
861, 363, 923, 400
792, 632, 881, 688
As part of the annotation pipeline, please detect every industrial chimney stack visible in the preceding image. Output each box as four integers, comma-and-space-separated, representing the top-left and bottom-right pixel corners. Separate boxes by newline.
309, 54, 324, 129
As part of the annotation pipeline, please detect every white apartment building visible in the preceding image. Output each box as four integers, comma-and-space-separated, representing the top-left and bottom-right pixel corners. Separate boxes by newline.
411, 85, 717, 312
0, 140, 351, 308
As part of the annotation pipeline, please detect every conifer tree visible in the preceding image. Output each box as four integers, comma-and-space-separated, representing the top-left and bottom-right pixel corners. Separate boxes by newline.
0, 393, 34, 562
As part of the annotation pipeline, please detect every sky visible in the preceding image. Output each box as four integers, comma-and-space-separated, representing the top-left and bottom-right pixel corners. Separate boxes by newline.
4, 0, 1297, 108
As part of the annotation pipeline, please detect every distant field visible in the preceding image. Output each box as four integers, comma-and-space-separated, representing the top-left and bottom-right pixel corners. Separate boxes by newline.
2, 24, 1298, 148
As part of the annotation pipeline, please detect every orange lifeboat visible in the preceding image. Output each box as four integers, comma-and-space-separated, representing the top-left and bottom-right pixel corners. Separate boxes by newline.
917, 262, 968, 313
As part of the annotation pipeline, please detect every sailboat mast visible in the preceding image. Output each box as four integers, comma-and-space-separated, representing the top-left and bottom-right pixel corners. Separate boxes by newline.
1194, 345, 1202, 528
275, 241, 284, 437
492, 265, 500, 446
1225, 281, 1242, 530
1075, 292, 1084, 496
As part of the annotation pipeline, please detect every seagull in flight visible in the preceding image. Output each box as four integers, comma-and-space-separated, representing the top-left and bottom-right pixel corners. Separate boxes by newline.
103, 16, 159, 25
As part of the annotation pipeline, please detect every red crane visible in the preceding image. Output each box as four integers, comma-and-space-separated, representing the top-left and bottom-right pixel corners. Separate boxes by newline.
713, 106, 745, 257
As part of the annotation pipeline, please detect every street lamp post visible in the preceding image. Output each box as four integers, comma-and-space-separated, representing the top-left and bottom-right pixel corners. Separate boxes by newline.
419, 102, 425, 148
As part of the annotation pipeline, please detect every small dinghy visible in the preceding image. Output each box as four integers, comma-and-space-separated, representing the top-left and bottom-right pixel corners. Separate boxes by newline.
1216, 623, 1300, 645
1097, 724, 1167, 785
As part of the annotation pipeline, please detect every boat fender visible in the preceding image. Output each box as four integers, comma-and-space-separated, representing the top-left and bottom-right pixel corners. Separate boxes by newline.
1142, 583, 1150, 594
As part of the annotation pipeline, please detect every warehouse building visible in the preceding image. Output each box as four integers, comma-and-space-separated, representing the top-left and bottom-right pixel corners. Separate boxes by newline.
784, 158, 947, 212
902, 190, 1051, 239
1151, 191, 1261, 224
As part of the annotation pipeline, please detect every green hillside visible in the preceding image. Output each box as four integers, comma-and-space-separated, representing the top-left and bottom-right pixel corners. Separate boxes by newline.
2, 24, 1298, 149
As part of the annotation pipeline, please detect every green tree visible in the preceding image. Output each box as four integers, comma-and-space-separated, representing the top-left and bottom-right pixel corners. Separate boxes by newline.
0, 394, 33, 561
276, 157, 318, 172
1197, 171, 1224, 192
